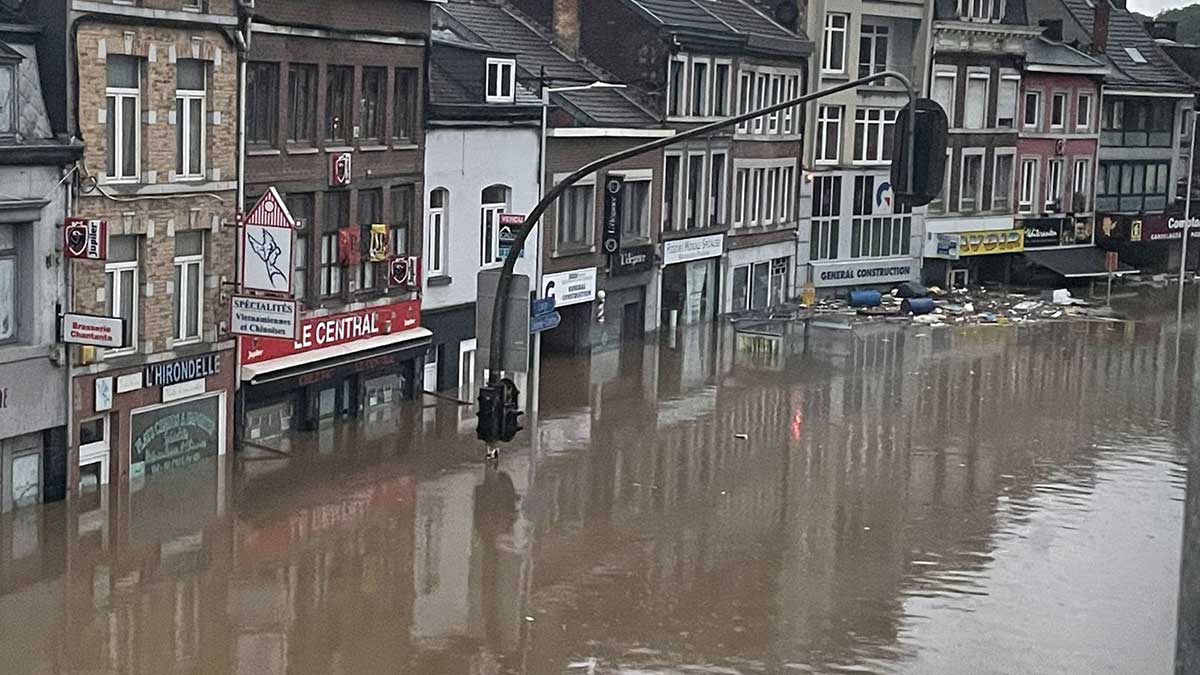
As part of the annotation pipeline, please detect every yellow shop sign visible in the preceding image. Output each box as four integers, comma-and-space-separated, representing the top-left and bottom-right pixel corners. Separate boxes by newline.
958, 229, 1025, 256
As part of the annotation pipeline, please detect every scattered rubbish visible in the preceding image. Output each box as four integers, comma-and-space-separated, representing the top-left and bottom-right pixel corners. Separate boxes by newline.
896, 281, 930, 299
902, 297, 937, 315
1052, 289, 1087, 306
734, 433, 749, 440
849, 290, 882, 307
525, 616, 535, 622
913, 314, 941, 325
1013, 300, 1041, 312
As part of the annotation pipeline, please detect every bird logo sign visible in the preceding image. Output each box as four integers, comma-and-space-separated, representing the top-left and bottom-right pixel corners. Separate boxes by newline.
241, 188, 296, 294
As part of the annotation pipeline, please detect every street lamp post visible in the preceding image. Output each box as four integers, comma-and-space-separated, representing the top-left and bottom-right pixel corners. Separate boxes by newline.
1178, 108, 1198, 325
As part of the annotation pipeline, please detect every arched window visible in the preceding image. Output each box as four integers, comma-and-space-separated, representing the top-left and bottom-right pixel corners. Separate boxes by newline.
427, 188, 448, 278
480, 184, 510, 267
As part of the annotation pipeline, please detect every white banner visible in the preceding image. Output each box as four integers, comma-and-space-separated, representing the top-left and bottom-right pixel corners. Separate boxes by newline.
809, 258, 918, 288
663, 233, 724, 266
542, 267, 597, 307
230, 295, 298, 340
62, 313, 126, 348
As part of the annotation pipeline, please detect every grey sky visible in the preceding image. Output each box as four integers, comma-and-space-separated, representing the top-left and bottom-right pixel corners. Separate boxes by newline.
1129, 0, 1195, 16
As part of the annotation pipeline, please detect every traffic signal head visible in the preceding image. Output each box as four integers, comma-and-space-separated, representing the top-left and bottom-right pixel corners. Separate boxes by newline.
891, 98, 949, 208
476, 383, 504, 444
498, 377, 523, 443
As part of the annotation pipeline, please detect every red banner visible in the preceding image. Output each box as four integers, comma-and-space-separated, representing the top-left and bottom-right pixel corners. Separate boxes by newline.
240, 300, 421, 365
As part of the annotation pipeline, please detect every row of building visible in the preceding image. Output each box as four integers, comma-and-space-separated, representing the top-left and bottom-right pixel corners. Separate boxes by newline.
0, 0, 1195, 512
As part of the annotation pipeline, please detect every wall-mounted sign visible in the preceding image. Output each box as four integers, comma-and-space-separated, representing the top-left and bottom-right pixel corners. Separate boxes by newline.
116, 372, 142, 394
958, 229, 1024, 256
330, 152, 352, 187
369, 224, 389, 262
498, 214, 525, 260
64, 218, 108, 260
662, 233, 724, 266
542, 267, 597, 307
602, 176, 623, 255
144, 352, 221, 389
809, 258, 917, 288
162, 379, 207, 404
240, 299, 421, 365
131, 394, 221, 478
242, 188, 296, 295
612, 244, 654, 276
1023, 216, 1094, 248
924, 233, 960, 260
338, 227, 361, 267
61, 313, 126, 348
231, 295, 298, 340
389, 255, 421, 289
95, 377, 113, 412
875, 180, 894, 213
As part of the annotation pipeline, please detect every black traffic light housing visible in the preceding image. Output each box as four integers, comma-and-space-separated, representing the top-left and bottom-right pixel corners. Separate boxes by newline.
498, 378, 523, 442
891, 98, 949, 208
476, 378, 524, 445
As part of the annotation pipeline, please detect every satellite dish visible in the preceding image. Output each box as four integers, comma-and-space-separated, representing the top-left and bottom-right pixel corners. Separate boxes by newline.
772, 0, 799, 27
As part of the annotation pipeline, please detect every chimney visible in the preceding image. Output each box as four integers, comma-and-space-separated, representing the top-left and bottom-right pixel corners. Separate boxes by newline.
1039, 19, 1064, 43
554, 0, 580, 54
1144, 20, 1179, 42
1093, 0, 1110, 54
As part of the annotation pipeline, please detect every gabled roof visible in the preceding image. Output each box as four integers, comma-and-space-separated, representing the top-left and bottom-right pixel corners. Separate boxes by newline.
620, 0, 809, 56
438, 0, 659, 128
1025, 36, 1108, 75
1047, 0, 1195, 93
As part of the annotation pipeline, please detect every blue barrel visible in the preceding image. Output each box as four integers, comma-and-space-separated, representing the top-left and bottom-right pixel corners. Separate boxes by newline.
902, 297, 936, 315
848, 290, 882, 307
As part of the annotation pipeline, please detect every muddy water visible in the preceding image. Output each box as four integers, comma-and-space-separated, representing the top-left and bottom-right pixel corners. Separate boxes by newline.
0, 316, 1194, 674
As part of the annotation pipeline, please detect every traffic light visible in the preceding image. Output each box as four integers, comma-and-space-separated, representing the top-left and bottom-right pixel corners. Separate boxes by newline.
498, 378, 523, 442
476, 383, 504, 444
891, 98, 949, 208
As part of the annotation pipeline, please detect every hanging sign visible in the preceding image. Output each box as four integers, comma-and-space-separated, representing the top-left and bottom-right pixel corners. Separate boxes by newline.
602, 177, 623, 255
241, 188, 296, 294
389, 255, 421, 289
338, 227, 361, 267
61, 312, 126, 348
330, 152, 352, 187
64, 218, 108, 261
369, 224, 389, 262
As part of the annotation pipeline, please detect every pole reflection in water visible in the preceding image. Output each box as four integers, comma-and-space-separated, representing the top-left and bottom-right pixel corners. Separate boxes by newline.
0, 304, 1192, 674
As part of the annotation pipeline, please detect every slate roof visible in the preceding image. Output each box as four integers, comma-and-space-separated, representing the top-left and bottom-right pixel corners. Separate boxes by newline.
1025, 36, 1108, 72
438, 0, 659, 128
429, 38, 542, 111
1048, 0, 1195, 92
621, 0, 809, 55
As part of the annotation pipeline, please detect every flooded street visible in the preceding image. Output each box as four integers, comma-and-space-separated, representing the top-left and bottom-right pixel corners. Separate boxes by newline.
1, 307, 1196, 674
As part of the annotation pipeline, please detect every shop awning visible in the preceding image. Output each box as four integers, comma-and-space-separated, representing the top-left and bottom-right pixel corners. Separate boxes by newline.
242, 327, 433, 385
1022, 248, 1139, 278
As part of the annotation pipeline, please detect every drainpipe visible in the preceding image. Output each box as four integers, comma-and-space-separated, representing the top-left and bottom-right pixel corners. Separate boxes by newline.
234, 15, 251, 449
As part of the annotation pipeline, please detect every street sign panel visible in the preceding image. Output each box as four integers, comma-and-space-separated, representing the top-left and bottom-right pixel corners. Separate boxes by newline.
602, 176, 623, 255
531, 296, 556, 317
477, 270, 530, 374
530, 311, 561, 334
230, 295, 298, 340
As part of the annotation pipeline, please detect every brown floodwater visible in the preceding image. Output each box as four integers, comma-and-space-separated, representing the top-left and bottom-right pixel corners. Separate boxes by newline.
1, 300, 1196, 674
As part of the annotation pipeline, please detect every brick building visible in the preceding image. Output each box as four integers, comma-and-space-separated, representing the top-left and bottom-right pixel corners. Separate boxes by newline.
62, 0, 240, 497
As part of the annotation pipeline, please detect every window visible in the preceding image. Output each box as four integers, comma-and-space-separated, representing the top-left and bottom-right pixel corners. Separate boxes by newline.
930, 149, 951, 213
321, 191, 348, 297
1125, 47, 1147, 64
173, 232, 204, 343
1046, 159, 1064, 209
1076, 93, 1092, 131
105, 236, 138, 354
751, 167, 764, 226
325, 66, 353, 143
964, 71, 988, 130
1019, 158, 1039, 213
175, 60, 206, 179
764, 167, 778, 224
709, 153, 727, 227
732, 257, 791, 312
958, 0, 1000, 21
853, 108, 896, 163
960, 151, 983, 212
427, 188, 447, 277
850, 175, 911, 258
357, 189, 382, 290
931, 71, 955, 124
754, 72, 769, 133
106, 55, 140, 181
1096, 161, 1169, 213
668, 55, 687, 117
663, 155, 682, 231
360, 67, 385, 142
816, 105, 841, 163
1051, 92, 1066, 129
1102, 97, 1172, 147
619, 178, 651, 240
685, 154, 706, 229
823, 13, 847, 73
0, 226, 14, 342
0, 62, 15, 135
997, 75, 1018, 128
781, 166, 795, 223
284, 193, 313, 301
394, 68, 417, 141
737, 71, 752, 132
182, 0, 203, 9
858, 24, 889, 79
691, 58, 710, 117
1072, 159, 1091, 212
993, 152, 1014, 211
713, 62, 731, 116
810, 175, 841, 260
768, 74, 783, 133
390, 185, 413, 260
246, 62, 278, 148
486, 58, 515, 103
734, 168, 748, 227
1023, 91, 1040, 130
557, 183, 593, 250
288, 64, 317, 144
783, 76, 799, 133
481, 185, 509, 266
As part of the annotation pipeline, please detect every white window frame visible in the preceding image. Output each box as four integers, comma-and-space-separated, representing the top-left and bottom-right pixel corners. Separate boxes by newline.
1019, 157, 1039, 213
997, 71, 1020, 128
427, 188, 447, 277
690, 56, 711, 118
815, 105, 841, 164
1076, 92, 1093, 131
555, 177, 596, 251
105, 258, 139, 357
767, 74, 784, 134
485, 58, 516, 104
959, 149, 984, 212
1072, 158, 1091, 212
822, 13, 848, 74
1050, 91, 1067, 130
684, 152, 708, 230
1024, 90, 1042, 130
764, 167, 778, 225
932, 68, 957, 126
783, 75, 799, 134
750, 167, 764, 226
713, 59, 733, 117
173, 236, 204, 344
858, 22, 890, 79
175, 63, 206, 180
964, 69, 990, 130
708, 151, 728, 227
1045, 158, 1064, 209
668, 53, 689, 118
79, 415, 111, 485
781, 165, 795, 224
733, 168, 749, 228
754, 72, 769, 134
612, 169, 653, 240
992, 149, 1015, 212
663, 153, 684, 231
853, 107, 896, 164
480, 186, 509, 267
106, 61, 141, 182
736, 70, 753, 132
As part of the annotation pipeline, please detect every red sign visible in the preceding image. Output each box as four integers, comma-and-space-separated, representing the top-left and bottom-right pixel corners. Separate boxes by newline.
240, 299, 421, 365
337, 227, 361, 266
243, 187, 295, 228
64, 218, 108, 260
389, 255, 421, 289
1106, 251, 1119, 273
330, 152, 352, 187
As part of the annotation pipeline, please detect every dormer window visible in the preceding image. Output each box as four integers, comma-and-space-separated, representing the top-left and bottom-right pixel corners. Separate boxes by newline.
957, 0, 1004, 22
1125, 48, 1148, 64
486, 58, 515, 103
0, 42, 23, 137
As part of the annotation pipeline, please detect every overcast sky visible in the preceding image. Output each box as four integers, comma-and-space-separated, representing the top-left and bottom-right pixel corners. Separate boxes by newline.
1129, 0, 1195, 15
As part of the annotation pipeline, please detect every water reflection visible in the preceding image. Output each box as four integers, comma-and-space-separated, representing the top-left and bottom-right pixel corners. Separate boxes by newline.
0, 314, 1193, 674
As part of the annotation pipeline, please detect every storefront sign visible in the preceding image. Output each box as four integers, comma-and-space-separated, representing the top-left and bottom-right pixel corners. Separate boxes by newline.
924, 233, 960, 260
958, 229, 1025, 256
131, 394, 221, 478
116, 372, 142, 393
64, 218, 108, 260
1147, 216, 1200, 242
612, 244, 654, 276
1097, 211, 1188, 244
663, 233, 724, 266
162, 379, 207, 404
144, 352, 221, 388
241, 188, 296, 294
809, 258, 917, 288
240, 300, 421, 365
542, 268, 597, 307
231, 295, 298, 340
61, 312, 126, 348
369, 224, 389, 262
602, 177, 623, 255
1021, 216, 1093, 248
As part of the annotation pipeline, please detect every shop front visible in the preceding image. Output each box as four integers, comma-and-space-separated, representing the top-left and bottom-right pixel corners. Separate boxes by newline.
240, 300, 431, 439
924, 228, 1026, 287
72, 347, 236, 491
660, 234, 724, 331
810, 257, 918, 292
0, 356, 68, 512
1095, 209, 1193, 273
725, 240, 794, 314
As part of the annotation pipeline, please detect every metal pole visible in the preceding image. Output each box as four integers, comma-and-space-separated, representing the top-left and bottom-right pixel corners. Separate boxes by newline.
486, 70, 916, 383
1178, 108, 1197, 324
